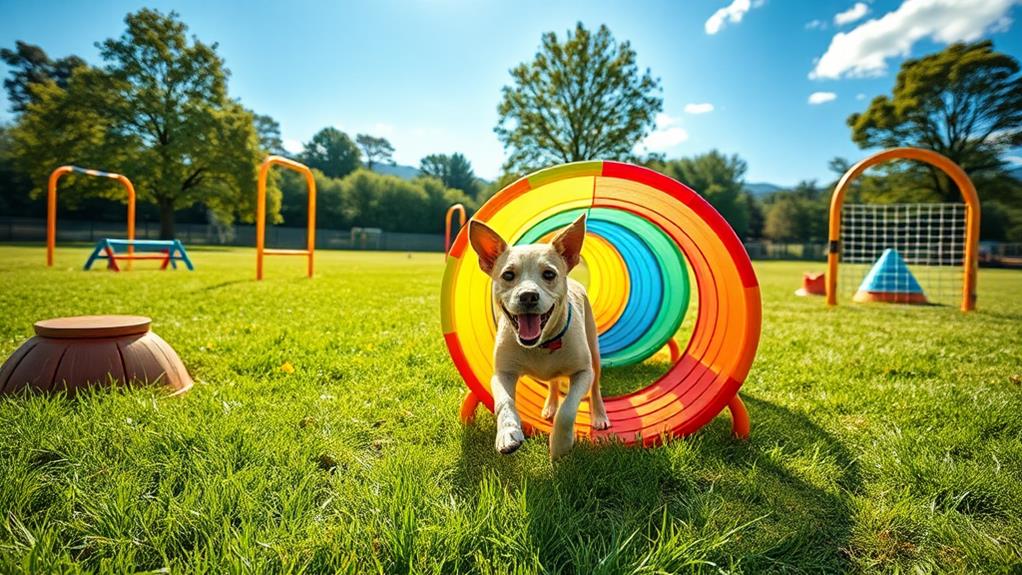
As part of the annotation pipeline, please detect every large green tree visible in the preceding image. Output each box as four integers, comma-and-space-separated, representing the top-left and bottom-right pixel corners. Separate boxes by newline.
355, 134, 394, 170
419, 152, 480, 198
848, 41, 1022, 202
495, 23, 662, 173
11, 9, 267, 239
301, 127, 361, 179
661, 150, 753, 239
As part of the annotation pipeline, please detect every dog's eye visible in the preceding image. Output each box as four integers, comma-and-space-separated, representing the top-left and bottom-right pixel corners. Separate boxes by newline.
501, 270, 515, 282
543, 270, 557, 281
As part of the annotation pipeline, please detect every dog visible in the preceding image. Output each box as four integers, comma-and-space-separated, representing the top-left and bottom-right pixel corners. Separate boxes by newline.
468, 213, 610, 460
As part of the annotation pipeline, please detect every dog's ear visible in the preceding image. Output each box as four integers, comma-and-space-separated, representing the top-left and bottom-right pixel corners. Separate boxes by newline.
468, 220, 507, 274
552, 213, 586, 271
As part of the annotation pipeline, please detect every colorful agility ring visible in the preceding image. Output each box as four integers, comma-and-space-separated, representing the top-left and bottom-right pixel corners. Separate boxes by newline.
442, 161, 761, 446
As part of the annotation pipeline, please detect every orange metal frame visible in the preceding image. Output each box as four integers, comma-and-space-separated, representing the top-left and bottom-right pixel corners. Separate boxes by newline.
256, 156, 316, 280
47, 166, 135, 267
444, 203, 466, 258
826, 147, 980, 312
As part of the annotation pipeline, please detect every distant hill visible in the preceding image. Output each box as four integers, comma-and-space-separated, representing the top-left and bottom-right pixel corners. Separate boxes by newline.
372, 162, 493, 187
372, 163, 420, 180
744, 182, 784, 197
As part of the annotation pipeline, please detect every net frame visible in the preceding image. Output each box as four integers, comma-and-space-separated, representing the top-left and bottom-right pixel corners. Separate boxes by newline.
827, 148, 980, 312
838, 203, 966, 305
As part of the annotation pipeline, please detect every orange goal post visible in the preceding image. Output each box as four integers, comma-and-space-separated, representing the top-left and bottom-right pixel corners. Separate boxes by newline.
826, 147, 980, 312
256, 156, 316, 280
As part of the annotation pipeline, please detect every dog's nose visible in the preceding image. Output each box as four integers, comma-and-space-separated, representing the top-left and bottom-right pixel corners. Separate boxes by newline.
518, 290, 540, 306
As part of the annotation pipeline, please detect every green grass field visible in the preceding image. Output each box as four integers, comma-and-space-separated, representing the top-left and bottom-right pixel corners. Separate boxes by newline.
1, 245, 1020, 574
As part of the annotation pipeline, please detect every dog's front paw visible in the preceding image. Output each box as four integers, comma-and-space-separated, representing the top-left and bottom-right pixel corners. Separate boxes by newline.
549, 433, 574, 460
591, 411, 611, 430
495, 426, 525, 454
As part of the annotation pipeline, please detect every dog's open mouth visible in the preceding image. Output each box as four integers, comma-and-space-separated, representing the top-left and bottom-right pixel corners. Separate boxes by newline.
503, 305, 554, 346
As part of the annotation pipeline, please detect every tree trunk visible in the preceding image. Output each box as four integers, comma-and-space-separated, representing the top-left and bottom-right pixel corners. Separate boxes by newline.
158, 198, 175, 240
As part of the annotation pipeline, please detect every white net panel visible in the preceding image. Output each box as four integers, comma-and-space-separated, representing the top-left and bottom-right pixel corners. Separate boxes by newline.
839, 203, 966, 306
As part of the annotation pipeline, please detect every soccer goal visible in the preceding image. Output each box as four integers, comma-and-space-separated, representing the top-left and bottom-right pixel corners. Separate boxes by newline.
826, 148, 980, 311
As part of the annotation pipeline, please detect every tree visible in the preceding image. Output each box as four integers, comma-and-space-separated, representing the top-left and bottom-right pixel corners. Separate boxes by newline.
495, 22, 662, 173
301, 127, 360, 179
763, 181, 827, 243
254, 113, 285, 156
848, 41, 1022, 202
0, 124, 35, 216
356, 134, 394, 170
1, 41, 85, 113
419, 152, 480, 197
662, 150, 752, 239
419, 154, 447, 180
764, 198, 809, 243
10, 9, 267, 239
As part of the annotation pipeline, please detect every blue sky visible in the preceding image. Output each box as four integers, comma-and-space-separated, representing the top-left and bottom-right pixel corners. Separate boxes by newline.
1, 0, 1020, 186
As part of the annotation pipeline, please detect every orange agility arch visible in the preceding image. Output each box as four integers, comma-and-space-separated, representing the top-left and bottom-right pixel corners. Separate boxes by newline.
47, 166, 135, 267
444, 203, 466, 258
256, 156, 316, 280
442, 161, 761, 445
826, 147, 980, 312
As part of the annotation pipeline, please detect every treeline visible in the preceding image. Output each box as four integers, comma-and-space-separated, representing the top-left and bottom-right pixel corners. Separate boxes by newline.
276, 167, 475, 234
2, 14, 1020, 243
0, 10, 486, 238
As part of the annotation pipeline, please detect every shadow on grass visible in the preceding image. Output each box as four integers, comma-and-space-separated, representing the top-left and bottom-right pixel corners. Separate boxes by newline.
193, 279, 248, 292
454, 394, 861, 572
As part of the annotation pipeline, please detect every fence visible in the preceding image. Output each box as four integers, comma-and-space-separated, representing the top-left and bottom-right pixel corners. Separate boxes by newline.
0, 216, 867, 262
0, 217, 445, 253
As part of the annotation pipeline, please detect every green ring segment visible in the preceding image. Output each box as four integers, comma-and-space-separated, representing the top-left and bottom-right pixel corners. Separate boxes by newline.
516, 207, 690, 367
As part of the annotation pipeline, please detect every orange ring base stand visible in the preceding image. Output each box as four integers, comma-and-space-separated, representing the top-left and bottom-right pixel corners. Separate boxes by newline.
256, 156, 317, 280
47, 166, 136, 268
827, 147, 979, 312
443, 161, 761, 446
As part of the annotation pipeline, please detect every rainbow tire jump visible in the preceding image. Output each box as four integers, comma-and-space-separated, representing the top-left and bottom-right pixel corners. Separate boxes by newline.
442, 161, 761, 446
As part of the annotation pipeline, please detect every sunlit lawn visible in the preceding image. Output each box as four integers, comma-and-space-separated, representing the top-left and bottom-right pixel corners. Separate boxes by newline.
0, 245, 1020, 573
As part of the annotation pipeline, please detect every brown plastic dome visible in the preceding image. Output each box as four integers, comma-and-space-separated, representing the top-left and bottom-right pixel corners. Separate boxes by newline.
0, 315, 192, 396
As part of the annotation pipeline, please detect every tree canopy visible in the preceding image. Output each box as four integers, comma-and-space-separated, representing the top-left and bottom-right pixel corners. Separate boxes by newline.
848, 41, 1022, 202
495, 23, 662, 174
254, 114, 286, 157
419, 152, 480, 198
763, 181, 827, 243
660, 150, 753, 239
356, 134, 394, 170
301, 127, 361, 179
9, 9, 267, 239
0, 41, 85, 114
276, 168, 474, 233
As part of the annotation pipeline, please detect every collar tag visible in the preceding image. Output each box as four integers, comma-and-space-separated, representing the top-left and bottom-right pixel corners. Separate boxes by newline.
538, 305, 571, 352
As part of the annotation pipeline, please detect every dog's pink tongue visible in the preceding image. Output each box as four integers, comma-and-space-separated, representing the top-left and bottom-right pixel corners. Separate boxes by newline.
517, 314, 542, 341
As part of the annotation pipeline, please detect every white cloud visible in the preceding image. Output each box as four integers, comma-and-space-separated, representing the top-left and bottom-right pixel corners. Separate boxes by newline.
809, 91, 838, 104
1005, 155, 1022, 165
638, 113, 689, 152
834, 2, 870, 26
282, 138, 303, 154
705, 0, 764, 35
811, 0, 1019, 80
856, 93, 867, 100
805, 19, 827, 30
684, 102, 715, 114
